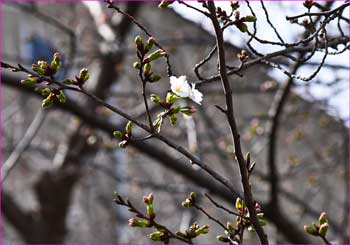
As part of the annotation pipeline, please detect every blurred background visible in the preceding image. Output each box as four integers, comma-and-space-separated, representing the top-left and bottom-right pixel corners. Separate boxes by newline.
1, 1, 349, 244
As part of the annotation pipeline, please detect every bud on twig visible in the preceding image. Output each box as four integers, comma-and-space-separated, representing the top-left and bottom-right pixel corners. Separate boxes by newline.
158, 0, 173, 8
133, 61, 141, 69
144, 50, 167, 63
21, 76, 38, 86
125, 121, 133, 135
304, 225, 319, 236
318, 223, 328, 237
143, 63, 151, 76
318, 212, 328, 225
113, 130, 123, 140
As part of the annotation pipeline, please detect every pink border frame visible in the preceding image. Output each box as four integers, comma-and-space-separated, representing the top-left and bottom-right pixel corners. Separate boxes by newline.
0, 0, 349, 244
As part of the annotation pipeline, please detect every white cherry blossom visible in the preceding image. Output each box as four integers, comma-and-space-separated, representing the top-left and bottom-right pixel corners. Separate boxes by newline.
170, 76, 203, 105
170, 75, 191, 97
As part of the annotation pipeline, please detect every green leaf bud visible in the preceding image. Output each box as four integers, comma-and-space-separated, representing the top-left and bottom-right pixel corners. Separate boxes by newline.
135, 35, 143, 46
166, 92, 179, 104
21, 76, 38, 86
56, 91, 66, 103
181, 198, 192, 208
236, 22, 248, 33
195, 225, 209, 235
145, 37, 156, 52
113, 130, 123, 139
235, 197, 244, 211
319, 212, 328, 225
304, 224, 319, 236
150, 94, 162, 105
143, 63, 151, 76
62, 78, 75, 84
245, 15, 257, 22
148, 231, 165, 241
50, 52, 62, 73
150, 74, 161, 82
217, 235, 230, 243
169, 114, 177, 126
119, 140, 128, 148
133, 61, 141, 69
42, 93, 54, 108
125, 121, 133, 135
180, 106, 196, 115
36, 87, 52, 96
158, 0, 173, 8
144, 50, 167, 63
318, 223, 328, 237
79, 68, 89, 82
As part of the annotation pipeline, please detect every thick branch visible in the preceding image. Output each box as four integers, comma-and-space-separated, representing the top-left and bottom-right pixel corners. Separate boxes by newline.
207, 2, 268, 244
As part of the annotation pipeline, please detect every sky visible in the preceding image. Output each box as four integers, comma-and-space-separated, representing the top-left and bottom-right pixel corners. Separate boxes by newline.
171, 1, 349, 123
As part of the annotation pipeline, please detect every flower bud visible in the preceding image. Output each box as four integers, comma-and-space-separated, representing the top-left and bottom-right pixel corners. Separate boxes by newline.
166, 92, 179, 104
134, 35, 143, 46
227, 222, 235, 233
238, 50, 249, 62
190, 192, 196, 201
217, 235, 230, 243
148, 231, 165, 241
143, 193, 154, 204
181, 198, 192, 208
195, 225, 209, 235
255, 202, 262, 213
133, 61, 141, 69
318, 223, 328, 237
36, 87, 51, 96
158, 0, 173, 8
144, 50, 167, 63
143, 63, 151, 76
150, 74, 161, 82
21, 76, 38, 86
175, 231, 187, 239
113, 130, 123, 139
62, 78, 75, 84
129, 218, 138, 227
32, 64, 44, 75
125, 121, 133, 135
235, 197, 244, 211
319, 212, 328, 225
56, 91, 66, 103
42, 93, 54, 108
51, 52, 61, 73
304, 225, 318, 236
180, 106, 196, 116
169, 114, 177, 126
303, 0, 314, 9
150, 94, 162, 105
145, 37, 156, 52
119, 140, 128, 148
79, 68, 89, 82
236, 22, 248, 33
234, 11, 240, 20
245, 15, 257, 22
231, 1, 239, 10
